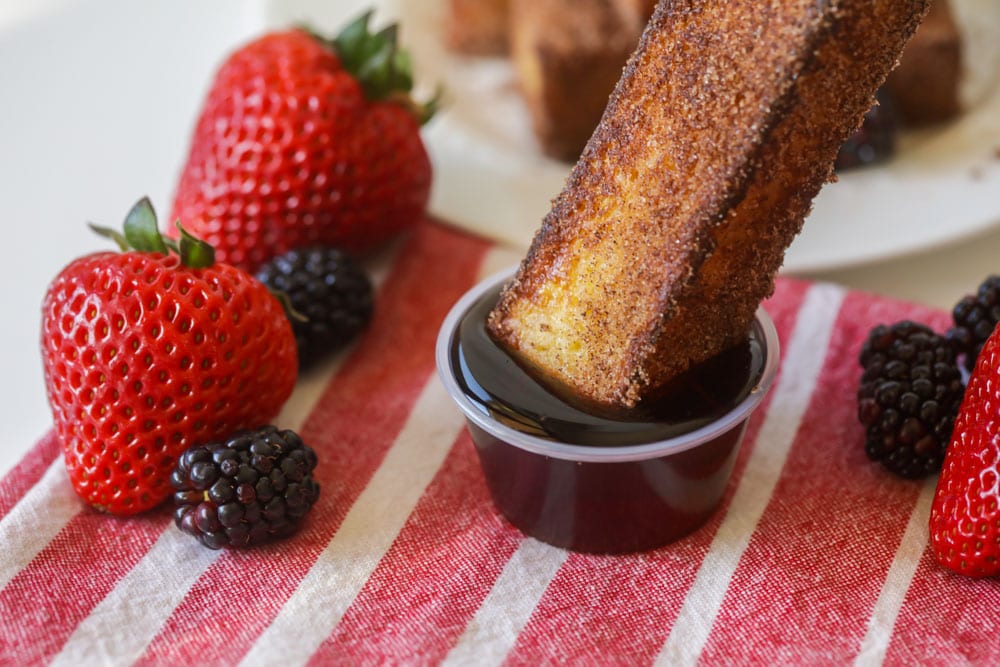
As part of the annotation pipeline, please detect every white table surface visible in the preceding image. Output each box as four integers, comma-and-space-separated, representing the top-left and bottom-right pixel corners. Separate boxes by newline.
3, 0, 999, 480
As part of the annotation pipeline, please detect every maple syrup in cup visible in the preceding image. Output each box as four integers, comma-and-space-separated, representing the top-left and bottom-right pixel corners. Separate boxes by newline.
436, 268, 779, 554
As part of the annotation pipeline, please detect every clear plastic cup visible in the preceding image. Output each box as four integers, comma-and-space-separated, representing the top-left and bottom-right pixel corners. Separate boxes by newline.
436, 268, 780, 553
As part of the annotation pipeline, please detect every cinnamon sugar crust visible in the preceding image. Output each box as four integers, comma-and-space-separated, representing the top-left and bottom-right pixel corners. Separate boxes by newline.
488, 0, 930, 411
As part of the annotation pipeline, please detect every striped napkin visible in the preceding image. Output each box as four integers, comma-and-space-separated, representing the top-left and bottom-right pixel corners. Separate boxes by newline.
2, 220, 997, 666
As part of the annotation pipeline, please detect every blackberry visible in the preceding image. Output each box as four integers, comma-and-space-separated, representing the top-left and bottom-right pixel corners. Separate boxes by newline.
256, 247, 374, 368
835, 89, 898, 171
857, 321, 964, 479
946, 275, 1000, 372
171, 426, 320, 549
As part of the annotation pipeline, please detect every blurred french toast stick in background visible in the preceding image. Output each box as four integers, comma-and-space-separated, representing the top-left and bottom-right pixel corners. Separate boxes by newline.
444, 0, 656, 161
886, 0, 961, 124
446, 0, 510, 55
444, 0, 996, 161
509, 0, 648, 161
487, 0, 931, 412
886, 0, 1000, 126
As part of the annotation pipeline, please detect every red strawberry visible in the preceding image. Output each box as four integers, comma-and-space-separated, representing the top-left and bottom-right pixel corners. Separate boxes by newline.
170, 11, 436, 272
929, 322, 1000, 577
41, 198, 298, 515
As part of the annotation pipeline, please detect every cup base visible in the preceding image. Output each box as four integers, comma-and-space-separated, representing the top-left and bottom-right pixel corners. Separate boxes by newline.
436, 267, 780, 554
470, 420, 746, 553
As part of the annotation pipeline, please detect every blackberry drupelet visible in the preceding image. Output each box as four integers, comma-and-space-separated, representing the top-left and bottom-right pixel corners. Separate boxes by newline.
835, 89, 898, 171
171, 425, 320, 549
857, 321, 964, 479
947, 275, 1000, 372
256, 246, 374, 368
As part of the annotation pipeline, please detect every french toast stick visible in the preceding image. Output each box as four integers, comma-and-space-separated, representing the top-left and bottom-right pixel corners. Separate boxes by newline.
487, 0, 930, 412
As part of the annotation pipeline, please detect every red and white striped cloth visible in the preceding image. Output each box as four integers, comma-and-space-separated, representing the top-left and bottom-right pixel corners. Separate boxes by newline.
2, 220, 998, 666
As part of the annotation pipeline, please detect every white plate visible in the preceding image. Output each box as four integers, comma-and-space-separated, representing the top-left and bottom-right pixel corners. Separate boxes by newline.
331, 0, 1000, 275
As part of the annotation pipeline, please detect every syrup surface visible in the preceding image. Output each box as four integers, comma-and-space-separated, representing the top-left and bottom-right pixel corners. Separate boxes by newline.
453, 283, 765, 447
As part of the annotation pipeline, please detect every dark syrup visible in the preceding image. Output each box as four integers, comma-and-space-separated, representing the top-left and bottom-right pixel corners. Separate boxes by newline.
451, 282, 769, 554
453, 283, 765, 446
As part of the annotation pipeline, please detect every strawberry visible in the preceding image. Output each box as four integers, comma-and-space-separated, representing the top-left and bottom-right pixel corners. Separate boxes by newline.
929, 322, 1000, 577
41, 198, 298, 515
170, 11, 436, 273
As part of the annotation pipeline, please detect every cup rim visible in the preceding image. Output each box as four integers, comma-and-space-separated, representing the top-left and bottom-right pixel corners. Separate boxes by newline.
435, 266, 781, 463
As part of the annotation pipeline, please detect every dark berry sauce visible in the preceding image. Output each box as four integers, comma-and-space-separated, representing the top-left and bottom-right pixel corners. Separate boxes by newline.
450, 282, 768, 553
453, 282, 764, 446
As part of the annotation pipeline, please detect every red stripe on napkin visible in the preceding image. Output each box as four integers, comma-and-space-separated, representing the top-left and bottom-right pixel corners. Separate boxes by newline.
501, 279, 810, 664
132, 223, 491, 666
0, 430, 60, 519
0, 511, 167, 664
307, 430, 523, 665
885, 541, 1000, 664
698, 292, 953, 665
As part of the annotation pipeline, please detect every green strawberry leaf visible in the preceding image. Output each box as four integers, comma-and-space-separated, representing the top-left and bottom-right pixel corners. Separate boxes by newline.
417, 84, 443, 125
270, 289, 309, 323
324, 10, 438, 124
391, 49, 414, 92
175, 221, 215, 268
356, 42, 394, 99
332, 10, 374, 73
123, 197, 169, 254
87, 223, 130, 252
